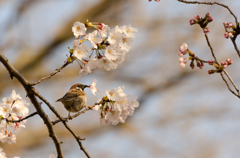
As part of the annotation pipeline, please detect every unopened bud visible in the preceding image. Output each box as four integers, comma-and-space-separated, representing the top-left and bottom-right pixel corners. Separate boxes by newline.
190, 61, 195, 69
208, 70, 215, 74
189, 19, 196, 25
208, 60, 214, 65
224, 32, 229, 39
208, 16, 213, 22
213, 63, 219, 68
204, 27, 209, 34
194, 15, 200, 20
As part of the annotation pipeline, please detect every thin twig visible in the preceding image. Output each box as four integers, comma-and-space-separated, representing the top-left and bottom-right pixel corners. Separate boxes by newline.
7, 112, 38, 123
52, 103, 100, 125
219, 72, 239, 98
30, 61, 72, 86
222, 69, 239, 94
230, 37, 240, 57
177, 0, 238, 24
204, 34, 219, 64
30, 48, 94, 86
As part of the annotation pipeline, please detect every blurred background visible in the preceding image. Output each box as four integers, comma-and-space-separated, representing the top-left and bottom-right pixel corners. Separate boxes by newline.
1, 0, 240, 157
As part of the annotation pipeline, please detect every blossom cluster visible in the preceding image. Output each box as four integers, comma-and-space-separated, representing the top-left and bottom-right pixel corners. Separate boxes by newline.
208, 59, 233, 74
189, 13, 213, 34
70, 20, 137, 77
178, 43, 201, 69
224, 22, 235, 39
0, 90, 29, 145
178, 43, 233, 74
89, 80, 139, 125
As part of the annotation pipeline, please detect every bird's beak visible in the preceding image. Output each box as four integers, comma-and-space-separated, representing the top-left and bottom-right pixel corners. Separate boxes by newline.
84, 85, 90, 88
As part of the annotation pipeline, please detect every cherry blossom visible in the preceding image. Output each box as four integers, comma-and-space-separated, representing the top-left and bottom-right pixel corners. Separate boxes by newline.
89, 79, 97, 95
73, 45, 89, 60
72, 22, 86, 38
86, 30, 102, 49
94, 87, 139, 125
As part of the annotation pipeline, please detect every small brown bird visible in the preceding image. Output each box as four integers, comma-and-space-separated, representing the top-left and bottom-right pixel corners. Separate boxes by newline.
56, 83, 89, 118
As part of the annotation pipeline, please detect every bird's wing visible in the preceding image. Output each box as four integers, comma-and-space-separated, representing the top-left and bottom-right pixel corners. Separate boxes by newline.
61, 90, 80, 101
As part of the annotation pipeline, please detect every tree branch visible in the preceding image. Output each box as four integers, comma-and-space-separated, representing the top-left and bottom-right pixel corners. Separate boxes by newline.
30, 61, 72, 86
0, 53, 64, 158
52, 103, 100, 125
178, 0, 240, 57
177, 0, 238, 24
204, 33, 219, 64
7, 112, 38, 123
219, 72, 239, 98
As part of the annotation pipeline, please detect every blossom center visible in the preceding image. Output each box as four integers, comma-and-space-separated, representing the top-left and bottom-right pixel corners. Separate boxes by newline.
77, 26, 81, 31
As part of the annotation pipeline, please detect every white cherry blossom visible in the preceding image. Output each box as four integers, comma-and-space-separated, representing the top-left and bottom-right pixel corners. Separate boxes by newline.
73, 45, 88, 60
72, 22, 86, 38
86, 30, 102, 49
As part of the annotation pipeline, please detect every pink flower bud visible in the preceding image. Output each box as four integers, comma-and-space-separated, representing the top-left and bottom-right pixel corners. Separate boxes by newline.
189, 19, 196, 25
180, 43, 188, 52
178, 52, 183, 57
224, 32, 229, 39
194, 15, 200, 20
208, 16, 213, 22
226, 58, 233, 65
204, 27, 209, 34
224, 22, 228, 28
179, 62, 186, 69
223, 64, 228, 68
228, 32, 233, 37
179, 57, 184, 63
206, 13, 210, 17
208, 60, 214, 65
208, 70, 215, 75
228, 22, 233, 28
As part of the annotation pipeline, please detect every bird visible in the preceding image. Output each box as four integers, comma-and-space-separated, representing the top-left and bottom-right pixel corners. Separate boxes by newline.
56, 83, 89, 119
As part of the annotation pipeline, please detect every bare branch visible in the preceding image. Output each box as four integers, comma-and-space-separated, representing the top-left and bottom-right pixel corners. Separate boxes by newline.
52, 103, 100, 125
178, 0, 240, 57
30, 48, 94, 86
30, 61, 72, 86
7, 112, 38, 123
222, 69, 240, 95
177, 0, 238, 24
219, 72, 239, 98
204, 34, 219, 64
